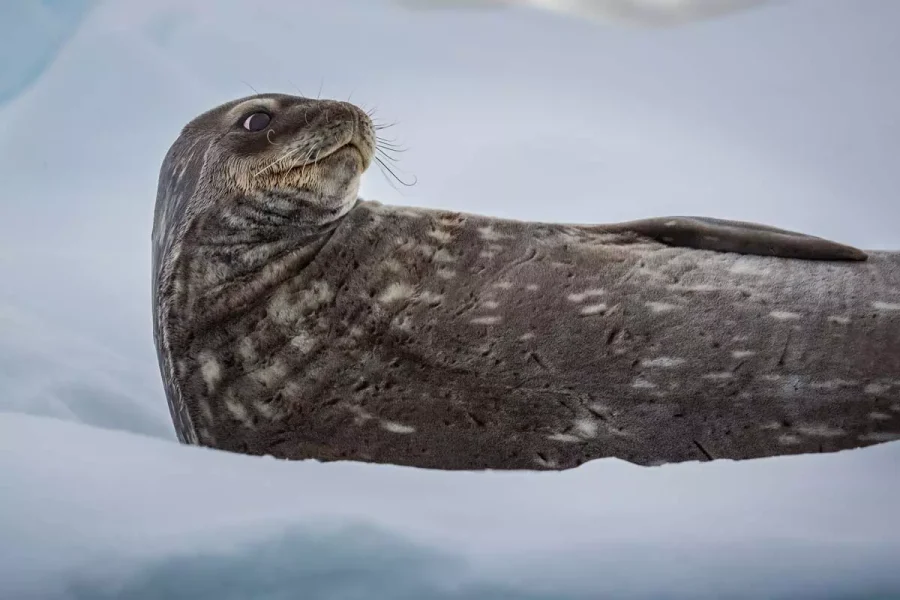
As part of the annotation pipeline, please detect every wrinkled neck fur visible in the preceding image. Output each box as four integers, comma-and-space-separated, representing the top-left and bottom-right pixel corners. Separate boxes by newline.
171, 192, 350, 329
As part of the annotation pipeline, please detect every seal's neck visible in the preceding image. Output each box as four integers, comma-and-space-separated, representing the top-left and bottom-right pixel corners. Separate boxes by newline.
173, 191, 350, 327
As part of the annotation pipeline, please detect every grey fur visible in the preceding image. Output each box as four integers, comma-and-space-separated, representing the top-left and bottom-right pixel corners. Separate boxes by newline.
153, 93, 899, 471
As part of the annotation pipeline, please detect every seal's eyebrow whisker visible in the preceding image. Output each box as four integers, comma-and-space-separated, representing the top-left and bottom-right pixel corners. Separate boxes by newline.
287, 79, 305, 97
266, 129, 277, 145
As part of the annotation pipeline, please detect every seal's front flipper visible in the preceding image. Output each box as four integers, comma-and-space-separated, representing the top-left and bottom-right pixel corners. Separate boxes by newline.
604, 216, 868, 261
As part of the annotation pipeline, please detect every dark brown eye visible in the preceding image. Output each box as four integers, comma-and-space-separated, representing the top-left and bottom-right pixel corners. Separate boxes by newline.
242, 112, 271, 132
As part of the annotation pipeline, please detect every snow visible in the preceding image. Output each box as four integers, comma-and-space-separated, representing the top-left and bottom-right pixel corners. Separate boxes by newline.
1, 0, 899, 598
3, 413, 900, 599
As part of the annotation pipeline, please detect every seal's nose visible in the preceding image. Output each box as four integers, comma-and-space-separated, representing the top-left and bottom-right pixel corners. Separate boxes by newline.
337, 101, 376, 168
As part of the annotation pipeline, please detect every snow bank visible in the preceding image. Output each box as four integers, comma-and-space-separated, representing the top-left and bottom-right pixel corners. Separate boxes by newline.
2, 413, 899, 599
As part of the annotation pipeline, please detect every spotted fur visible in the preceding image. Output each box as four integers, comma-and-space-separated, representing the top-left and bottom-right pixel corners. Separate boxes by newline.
153, 93, 900, 470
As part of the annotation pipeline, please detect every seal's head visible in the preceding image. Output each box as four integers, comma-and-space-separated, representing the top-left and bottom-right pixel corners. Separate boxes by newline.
160, 93, 375, 226
152, 93, 377, 442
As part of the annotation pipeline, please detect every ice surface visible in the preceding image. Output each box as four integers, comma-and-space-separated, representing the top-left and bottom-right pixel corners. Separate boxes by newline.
2, 413, 900, 599
1, 0, 899, 598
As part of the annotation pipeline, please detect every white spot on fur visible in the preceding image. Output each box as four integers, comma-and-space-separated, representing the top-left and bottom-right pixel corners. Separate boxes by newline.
810, 379, 857, 390
567, 289, 605, 303
433, 248, 456, 263
795, 424, 845, 438
632, 377, 657, 389
480, 250, 496, 259
769, 311, 801, 321
383, 258, 404, 273
526, 284, 540, 291
778, 433, 802, 445
731, 350, 756, 359
349, 405, 374, 425
392, 315, 413, 332
290, 332, 316, 354
580, 303, 608, 315
226, 398, 253, 427
729, 262, 770, 276
477, 225, 506, 241
574, 418, 598, 439
869, 412, 892, 421
418, 290, 444, 305
519, 332, 536, 341
428, 229, 453, 243
251, 361, 288, 388
253, 400, 278, 420
865, 383, 891, 395
299, 281, 333, 312
873, 301, 900, 311
238, 338, 258, 363
641, 357, 685, 368
646, 302, 679, 313
548, 433, 582, 443
378, 282, 416, 304
437, 268, 456, 279
198, 352, 222, 392
381, 421, 416, 434
703, 372, 734, 380
827, 315, 851, 325
493, 281, 513, 290
534, 455, 558, 468
482, 300, 500, 310
471, 315, 502, 325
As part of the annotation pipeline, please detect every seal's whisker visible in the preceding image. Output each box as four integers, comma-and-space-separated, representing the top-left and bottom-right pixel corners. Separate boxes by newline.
376, 148, 401, 164
254, 144, 306, 177
375, 155, 417, 188
376, 139, 406, 152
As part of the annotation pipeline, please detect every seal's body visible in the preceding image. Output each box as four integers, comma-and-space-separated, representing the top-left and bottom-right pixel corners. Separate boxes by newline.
153, 93, 900, 470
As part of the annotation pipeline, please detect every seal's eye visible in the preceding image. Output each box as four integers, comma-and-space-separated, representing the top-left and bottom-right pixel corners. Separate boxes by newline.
242, 112, 271, 132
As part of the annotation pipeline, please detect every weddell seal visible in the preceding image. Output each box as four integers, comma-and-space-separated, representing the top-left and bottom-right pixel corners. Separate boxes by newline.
152, 93, 900, 471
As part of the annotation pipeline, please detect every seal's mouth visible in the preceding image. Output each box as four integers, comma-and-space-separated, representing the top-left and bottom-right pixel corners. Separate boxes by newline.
293, 138, 371, 172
